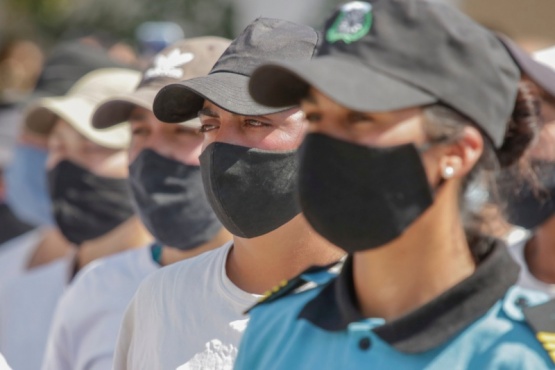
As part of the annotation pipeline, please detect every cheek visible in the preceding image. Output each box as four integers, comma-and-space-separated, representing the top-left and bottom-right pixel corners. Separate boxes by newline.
88, 151, 129, 178
419, 151, 442, 186
258, 112, 308, 151
127, 143, 141, 165
530, 126, 555, 160
175, 138, 204, 166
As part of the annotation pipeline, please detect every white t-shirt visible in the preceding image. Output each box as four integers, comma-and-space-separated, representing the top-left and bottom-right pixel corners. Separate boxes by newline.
0, 353, 11, 370
0, 229, 43, 285
41, 245, 159, 370
508, 239, 555, 297
113, 242, 258, 370
0, 254, 72, 370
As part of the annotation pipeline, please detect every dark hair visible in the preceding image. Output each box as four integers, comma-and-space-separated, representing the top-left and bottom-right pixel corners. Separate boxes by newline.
422, 79, 542, 257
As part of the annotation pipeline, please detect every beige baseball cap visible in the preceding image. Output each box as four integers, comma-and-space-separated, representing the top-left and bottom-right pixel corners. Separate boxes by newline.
92, 36, 231, 130
25, 68, 141, 149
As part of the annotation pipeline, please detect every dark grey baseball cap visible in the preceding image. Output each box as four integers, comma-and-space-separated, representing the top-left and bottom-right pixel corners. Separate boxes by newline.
153, 18, 319, 123
248, 0, 520, 148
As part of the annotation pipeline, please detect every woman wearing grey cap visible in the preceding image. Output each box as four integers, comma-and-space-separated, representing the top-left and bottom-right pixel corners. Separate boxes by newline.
235, 1, 553, 369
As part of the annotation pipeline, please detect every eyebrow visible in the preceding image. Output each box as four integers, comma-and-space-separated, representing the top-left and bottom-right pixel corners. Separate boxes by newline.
198, 108, 219, 118
302, 92, 317, 104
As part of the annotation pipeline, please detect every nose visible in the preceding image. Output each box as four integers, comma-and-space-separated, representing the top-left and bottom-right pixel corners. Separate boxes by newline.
141, 126, 178, 160
203, 117, 246, 149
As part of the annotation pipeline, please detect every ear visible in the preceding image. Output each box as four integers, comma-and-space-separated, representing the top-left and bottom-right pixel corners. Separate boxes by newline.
439, 126, 483, 180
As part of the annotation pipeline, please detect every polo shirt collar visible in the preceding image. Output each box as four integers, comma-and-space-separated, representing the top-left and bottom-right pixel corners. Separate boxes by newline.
298, 239, 520, 353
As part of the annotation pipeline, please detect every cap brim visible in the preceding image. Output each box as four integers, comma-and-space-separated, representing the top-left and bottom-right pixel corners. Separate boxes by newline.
25, 96, 129, 149
94, 87, 202, 130
249, 57, 437, 112
498, 35, 555, 99
153, 72, 294, 123
93, 88, 157, 129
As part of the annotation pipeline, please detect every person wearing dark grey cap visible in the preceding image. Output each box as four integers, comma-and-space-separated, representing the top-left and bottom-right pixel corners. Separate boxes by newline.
41, 38, 231, 370
235, 2, 554, 369
495, 40, 555, 301
114, 18, 344, 370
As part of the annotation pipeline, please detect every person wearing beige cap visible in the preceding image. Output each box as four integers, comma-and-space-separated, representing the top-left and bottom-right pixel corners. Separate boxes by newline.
0, 68, 152, 370
40, 38, 231, 370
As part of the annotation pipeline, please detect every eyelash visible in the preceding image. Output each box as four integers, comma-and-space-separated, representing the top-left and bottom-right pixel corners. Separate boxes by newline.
198, 119, 269, 133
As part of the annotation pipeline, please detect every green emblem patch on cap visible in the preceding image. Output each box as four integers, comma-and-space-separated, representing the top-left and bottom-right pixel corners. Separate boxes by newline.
326, 2, 373, 44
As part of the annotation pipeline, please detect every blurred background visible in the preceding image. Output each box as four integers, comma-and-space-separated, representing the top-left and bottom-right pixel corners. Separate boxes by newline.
0, 0, 554, 101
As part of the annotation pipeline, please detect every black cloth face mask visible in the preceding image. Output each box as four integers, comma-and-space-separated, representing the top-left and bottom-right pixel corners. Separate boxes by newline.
200, 142, 301, 238
298, 133, 434, 253
128, 149, 222, 250
502, 160, 555, 230
48, 160, 135, 245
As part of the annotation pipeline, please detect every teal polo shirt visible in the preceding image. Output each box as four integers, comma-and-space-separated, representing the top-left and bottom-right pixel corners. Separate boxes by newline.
235, 241, 555, 369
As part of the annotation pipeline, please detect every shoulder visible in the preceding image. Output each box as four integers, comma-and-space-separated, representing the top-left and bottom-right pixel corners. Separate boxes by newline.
63, 247, 153, 310
478, 286, 555, 368
72, 246, 153, 288
248, 260, 343, 316
134, 242, 233, 301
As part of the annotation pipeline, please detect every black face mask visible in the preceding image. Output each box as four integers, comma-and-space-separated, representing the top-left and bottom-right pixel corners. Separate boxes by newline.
298, 133, 434, 253
503, 160, 555, 230
129, 149, 222, 250
48, 160, 135, 245
200, 142, 301, 238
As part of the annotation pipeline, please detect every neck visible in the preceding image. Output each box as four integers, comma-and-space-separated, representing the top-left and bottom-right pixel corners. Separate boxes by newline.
76, 217, 153, 270
27, 227, 73, 269
159, 228, 232, 266
526, 215, 555, 283
226, 214, 345, 294
353, 182, 476, 321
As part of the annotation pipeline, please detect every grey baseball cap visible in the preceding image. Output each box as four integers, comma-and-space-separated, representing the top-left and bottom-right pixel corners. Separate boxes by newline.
93, 37, 231, 129
153, 18, 319, 123
249, 0, 520, 148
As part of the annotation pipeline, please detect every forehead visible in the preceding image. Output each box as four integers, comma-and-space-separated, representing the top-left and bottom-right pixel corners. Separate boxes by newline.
303, 88, 423, 117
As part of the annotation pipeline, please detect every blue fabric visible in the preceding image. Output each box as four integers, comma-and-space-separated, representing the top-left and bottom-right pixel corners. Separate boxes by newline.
4, 144, 54, 227
235, 282, 554, 370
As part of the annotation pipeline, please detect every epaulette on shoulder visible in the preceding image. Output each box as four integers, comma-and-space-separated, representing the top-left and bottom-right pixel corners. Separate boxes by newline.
244, 259, 344, 315
523, 298, 555, 364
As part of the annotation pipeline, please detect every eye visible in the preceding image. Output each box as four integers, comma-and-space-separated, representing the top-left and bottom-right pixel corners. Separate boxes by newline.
199, 123, 218, 133
244, 119, 270, 128
347, 112, 373, 124
131, 126, 148, 136
304, 112, 322, 123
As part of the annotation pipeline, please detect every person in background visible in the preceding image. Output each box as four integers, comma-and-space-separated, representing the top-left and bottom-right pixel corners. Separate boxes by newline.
0, 105, 33, 248
235, 1, 552, 368
496, 39, 555, 298
41, 37, 232, 370
113, 18, 344, 370
0, 68, 151, 370
0, 38, 71, 288
0, 37, 136, 282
